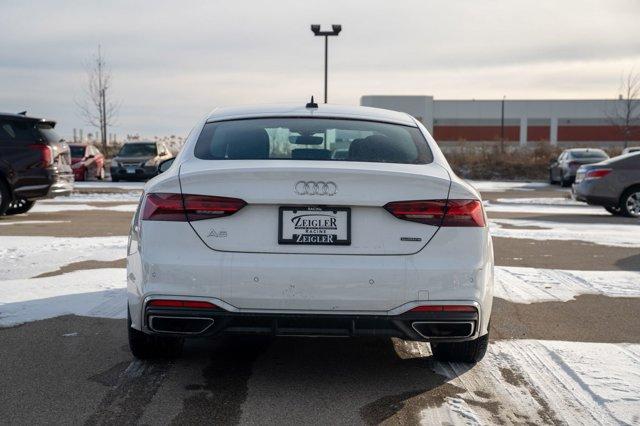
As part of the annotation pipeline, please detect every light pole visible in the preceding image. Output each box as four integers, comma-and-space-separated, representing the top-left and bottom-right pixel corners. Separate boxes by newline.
311, 24, 342, 104
500, 95, 506, 154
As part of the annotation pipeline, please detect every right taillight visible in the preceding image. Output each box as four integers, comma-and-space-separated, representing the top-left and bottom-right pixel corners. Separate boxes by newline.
29, 144, 53, 167
141, 193, 246, 221
384, 199, 485, 227
584, 168, 612, 180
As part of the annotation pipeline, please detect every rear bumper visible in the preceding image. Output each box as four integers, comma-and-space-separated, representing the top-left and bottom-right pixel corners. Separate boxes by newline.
111, 166, 157, 180
572, 181, 618, 207
13, 172, 73, 200
142, 302, 481, 342
128, 222, 494, 338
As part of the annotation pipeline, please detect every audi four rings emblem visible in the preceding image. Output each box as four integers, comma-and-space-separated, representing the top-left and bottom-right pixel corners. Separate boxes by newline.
294, 181, 338, 196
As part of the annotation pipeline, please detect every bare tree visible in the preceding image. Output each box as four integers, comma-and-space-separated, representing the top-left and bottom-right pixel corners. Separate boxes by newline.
76, 45, 119, 152
608, 70, 640, 148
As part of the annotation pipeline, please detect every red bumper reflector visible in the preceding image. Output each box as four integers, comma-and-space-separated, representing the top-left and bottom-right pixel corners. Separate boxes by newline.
409, 305, 477, 313
148, 300, 218, 309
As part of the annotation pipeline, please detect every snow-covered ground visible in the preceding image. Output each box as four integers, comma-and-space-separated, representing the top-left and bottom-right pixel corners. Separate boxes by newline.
46, 192, 142, 203
496, 197, 582, 205
495, 266, 640, 303
467, 180, 552, 192
490, 218, 640, 247
417, 339, 640, 425
485, 201, 606, 215
0, 236, 127, 280
0, 268, 125, 326
30, 203, 137, 213
73, 181, 146, 190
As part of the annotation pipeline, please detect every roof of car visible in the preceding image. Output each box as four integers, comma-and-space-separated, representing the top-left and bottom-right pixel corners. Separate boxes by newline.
0, 112, 56, 125
205, 103, 417, 126
122, 140, 157, 144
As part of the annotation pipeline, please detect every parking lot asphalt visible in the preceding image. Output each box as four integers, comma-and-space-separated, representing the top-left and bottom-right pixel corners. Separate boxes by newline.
1, 181, 639, 424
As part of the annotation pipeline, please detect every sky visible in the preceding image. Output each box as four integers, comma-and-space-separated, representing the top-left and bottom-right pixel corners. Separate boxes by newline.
1, 0, 639, 138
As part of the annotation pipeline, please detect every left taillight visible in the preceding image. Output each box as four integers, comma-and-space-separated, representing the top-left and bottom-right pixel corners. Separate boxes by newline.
384, 199, 486, 227
141, 193, 246, 221
29, 144, 53, 167
584, 168, 612, 180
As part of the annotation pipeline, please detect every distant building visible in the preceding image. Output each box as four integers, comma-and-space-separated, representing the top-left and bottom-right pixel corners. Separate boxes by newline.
361, 95, 640, 148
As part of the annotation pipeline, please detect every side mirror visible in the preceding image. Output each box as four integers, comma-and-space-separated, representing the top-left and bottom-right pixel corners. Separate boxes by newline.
159, 151, 168, 156
158, 158, 174, 174
86, 154, 95, 159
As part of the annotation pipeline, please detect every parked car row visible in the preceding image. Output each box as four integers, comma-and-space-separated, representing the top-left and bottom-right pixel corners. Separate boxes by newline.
572, 151, 640, 218
548, 147, 640, 218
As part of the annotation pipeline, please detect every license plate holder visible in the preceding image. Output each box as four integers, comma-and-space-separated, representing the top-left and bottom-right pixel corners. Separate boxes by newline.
279, 206, 351, 245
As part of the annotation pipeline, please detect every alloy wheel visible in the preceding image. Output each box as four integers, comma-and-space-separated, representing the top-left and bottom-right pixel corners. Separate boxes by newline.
625, 191, 640, 217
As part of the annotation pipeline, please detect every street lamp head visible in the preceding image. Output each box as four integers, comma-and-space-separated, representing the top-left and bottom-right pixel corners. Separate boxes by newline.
310, 24, 342, 36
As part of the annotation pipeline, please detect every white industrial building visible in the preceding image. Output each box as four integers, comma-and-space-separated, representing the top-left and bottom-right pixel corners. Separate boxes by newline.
361, 95, 639, 148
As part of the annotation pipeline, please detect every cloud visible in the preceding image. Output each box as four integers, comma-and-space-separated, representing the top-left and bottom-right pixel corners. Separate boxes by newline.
1, 0, 639, 137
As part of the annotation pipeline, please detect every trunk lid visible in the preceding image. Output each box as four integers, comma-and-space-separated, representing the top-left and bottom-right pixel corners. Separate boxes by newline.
178, 160, 451, 255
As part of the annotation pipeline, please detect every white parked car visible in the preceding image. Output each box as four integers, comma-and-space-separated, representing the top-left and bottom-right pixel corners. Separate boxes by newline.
127, 103, 494, 363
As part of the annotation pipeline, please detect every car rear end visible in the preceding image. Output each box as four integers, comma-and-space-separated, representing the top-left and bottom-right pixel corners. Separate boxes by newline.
11, 120, 73, 200
127, 107, 493, 361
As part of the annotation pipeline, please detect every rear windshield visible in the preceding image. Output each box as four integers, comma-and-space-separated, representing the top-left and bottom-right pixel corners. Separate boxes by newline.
194, 118, 433, 164
70, 146, 85, 158
569, 150, 608, 159
118, 143, 157, 157
37, 124, 63, 144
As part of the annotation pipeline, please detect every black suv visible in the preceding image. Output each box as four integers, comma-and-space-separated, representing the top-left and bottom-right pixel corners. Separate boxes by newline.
0, 112, 73, 215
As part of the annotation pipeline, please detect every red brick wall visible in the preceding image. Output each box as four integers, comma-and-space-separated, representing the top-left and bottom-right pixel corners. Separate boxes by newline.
433, 125, 640, 142
433, 126, 519, 142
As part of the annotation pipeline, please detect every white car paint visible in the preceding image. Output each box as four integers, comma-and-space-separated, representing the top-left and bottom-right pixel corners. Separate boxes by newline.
127, 104, 494, 341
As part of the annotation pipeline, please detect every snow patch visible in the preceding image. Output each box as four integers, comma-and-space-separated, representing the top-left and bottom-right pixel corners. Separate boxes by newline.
419, 340, 640, 425
0, 236, 127, 280
30, 203, 137, 213
74, 181, 145, 190
485, 201, 606, 215
467, 180, 551, 192
47, 192, 142, 203
0, 268, 126, 327
494, 266, 640, 303
496, 197, 584, 206
490, 218, 640, 247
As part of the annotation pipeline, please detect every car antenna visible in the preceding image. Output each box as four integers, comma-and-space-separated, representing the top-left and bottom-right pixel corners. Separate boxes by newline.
306, 96, 318, 109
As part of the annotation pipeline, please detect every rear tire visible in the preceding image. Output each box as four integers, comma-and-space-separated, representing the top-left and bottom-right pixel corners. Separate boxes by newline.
5, 199, 36, 215
620, 187, 640, 218
0, 179, 10, 215
560, 175, 570, 187
431, 333, 489, 363
549, 170, 556, 184
128, 309, 184, 359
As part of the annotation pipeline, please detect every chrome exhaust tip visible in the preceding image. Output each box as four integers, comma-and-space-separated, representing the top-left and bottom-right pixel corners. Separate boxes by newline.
411, 321, 474, 339
149, 316, 214, 335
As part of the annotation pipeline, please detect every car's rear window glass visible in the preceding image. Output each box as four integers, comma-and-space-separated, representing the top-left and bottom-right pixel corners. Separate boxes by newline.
570, 150, 608, 159
118, 143, 157, 157
70, 146, 85, 157
194, 118, 433, 164
37, 124, 63, 144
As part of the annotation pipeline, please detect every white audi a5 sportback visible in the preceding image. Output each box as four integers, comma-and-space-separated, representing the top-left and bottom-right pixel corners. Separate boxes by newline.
127, 103, 494, 363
